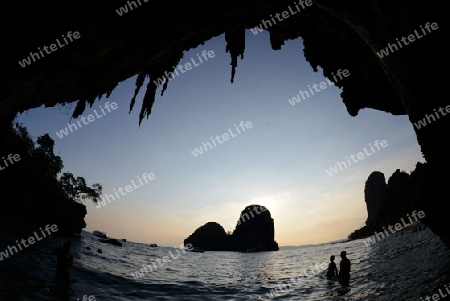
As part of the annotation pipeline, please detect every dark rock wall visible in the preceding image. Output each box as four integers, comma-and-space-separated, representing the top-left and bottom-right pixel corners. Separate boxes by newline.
0, 0, 425, 122
364, 171, 386, 226
3, 191, 87, 235
349, 162, 430, 240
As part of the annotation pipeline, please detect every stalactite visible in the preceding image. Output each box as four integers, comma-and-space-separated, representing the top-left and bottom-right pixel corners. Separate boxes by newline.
129, 72, 147, 113
225, 29, 246, 83
71, 94, 98, 119
138, 78, 157, 126
72, 99, 87, 119
94, 81, 118, 103
134, 53, 184, 125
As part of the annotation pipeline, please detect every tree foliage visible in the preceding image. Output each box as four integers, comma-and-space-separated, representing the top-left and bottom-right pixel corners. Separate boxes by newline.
34, 133, 64, 178
59, 172, 102, 204
1, 122, 102, 205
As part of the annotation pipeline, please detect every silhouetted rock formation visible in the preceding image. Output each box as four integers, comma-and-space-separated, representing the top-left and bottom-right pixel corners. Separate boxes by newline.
0, 1, 449, 248
183, 222, 232, 251
184, 205, 279, 251
0, 123, 95, 235
364, 171, 386, 226
349, 162, 428, 240
232, 205, 279, 251
51, 199, 87, 235
377, 169, 411, 223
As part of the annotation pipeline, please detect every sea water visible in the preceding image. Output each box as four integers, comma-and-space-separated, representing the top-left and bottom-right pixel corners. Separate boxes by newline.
1, 216, 449, 301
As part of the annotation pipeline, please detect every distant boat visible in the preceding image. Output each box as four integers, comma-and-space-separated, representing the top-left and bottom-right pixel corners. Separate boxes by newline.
149, 243, 158, 247
93, 230, 107, 239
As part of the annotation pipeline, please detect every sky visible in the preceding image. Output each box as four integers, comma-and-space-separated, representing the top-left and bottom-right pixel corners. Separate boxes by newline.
16, 29, 425, 247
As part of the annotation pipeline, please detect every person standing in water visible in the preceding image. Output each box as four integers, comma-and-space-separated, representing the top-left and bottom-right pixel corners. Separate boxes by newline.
52, 241, 74, 298
338, 251, 351, 286
326, 255, 338, 279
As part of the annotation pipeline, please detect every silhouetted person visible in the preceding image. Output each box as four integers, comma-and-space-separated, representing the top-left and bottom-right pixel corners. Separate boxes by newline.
338, 251, 351, 286
52, 241, 73, 298
327, 255, 338, 279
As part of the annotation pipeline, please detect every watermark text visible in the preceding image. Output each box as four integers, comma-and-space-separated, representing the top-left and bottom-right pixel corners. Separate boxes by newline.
0, 153, 21, 171
190, 121, 253, 157
153, 50, 215, 87
18, 31, 80, 68
96, 172, 155, 208
413, 105, 450, 129
0, 224, 58, 261
131, 243, 193, 279
251, 0, 313, 35
325, 140, 387, 176
287, 69, 350, 106
363, 210, 425, 246
376, 22, 438, 58
56, 102, 118, 139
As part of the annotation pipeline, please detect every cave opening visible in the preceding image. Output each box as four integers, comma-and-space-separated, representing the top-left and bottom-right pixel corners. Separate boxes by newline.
1, 1, 449, 299
14, 30, 424, 247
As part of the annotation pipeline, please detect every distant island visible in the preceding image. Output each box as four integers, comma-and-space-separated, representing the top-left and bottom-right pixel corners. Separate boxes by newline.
184, 204, 279, 252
